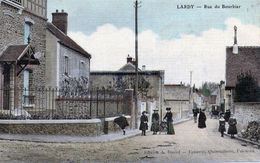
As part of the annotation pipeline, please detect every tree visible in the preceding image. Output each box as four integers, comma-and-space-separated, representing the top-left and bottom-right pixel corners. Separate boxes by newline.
199, 82, 218, 97
235, 72, 260, 102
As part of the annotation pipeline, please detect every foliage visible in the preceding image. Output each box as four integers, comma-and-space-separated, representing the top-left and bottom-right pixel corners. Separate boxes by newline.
235, 72, 260, 102
60, 76, 89, 96
199, 82, 219, 97
111, 75, 151, 97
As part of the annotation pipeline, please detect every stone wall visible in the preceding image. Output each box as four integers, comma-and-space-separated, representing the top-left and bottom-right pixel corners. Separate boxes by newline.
55, 97, 125, 118
164, 85, 191, 120
164, 101, 190, 120
0, 119, 102, 136
234, 102, 260, 131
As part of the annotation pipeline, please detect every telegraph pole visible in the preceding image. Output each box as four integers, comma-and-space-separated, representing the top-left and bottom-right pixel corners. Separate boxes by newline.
189, 71, 193, 102
134, 0, 141, 128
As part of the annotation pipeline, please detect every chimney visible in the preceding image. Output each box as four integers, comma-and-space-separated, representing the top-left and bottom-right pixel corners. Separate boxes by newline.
232, 25, 238, 54
142, 65, 146, 71
52, 9, 68, 34
127, 54, 133, 63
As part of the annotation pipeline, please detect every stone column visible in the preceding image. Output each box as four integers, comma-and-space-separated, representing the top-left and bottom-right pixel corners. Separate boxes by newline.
124, 89, 134, 129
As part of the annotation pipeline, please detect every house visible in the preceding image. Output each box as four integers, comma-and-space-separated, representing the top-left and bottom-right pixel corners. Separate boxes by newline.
225, 27, 260, 111
225, 26, 260, 130
46, 10, 91, 93
0, 0, 47, 110
164, 84, 190, 120
90, 55, 164, 119
192, 90, 203, 109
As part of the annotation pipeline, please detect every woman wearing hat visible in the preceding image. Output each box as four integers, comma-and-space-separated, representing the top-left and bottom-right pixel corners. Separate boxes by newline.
139, 111, 148, 136
151, 109, 160, 135
163, 107, 175, 135
228, 114, 237, 138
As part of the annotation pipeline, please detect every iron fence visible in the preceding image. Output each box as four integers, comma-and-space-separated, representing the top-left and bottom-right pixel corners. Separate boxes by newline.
0, 87, 125, 120
10, 0, 22, 5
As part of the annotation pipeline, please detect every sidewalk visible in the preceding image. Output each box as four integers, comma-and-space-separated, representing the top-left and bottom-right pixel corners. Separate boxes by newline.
0, 118, 191, 143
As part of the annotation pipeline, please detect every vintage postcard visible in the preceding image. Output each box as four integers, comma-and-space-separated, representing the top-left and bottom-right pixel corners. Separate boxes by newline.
0, 0, 260, 162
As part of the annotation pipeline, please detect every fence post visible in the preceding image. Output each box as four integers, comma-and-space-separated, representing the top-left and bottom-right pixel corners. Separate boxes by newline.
103, 88, 106, 117
124, 89, 134, 129
96, 88, 99, 117
90, 89, 92, 118
116, 93, 119, 114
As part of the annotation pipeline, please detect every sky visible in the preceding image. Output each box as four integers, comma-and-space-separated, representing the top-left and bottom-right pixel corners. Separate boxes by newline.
47, 0, 260, 86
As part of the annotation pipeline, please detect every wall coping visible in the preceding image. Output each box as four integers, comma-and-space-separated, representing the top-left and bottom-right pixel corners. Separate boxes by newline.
105, 115, 131, 121
0, 119, 101, 124
234, 102, 260, 105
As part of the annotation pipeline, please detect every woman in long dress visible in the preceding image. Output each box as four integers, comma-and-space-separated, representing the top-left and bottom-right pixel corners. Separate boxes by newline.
163, 108, 175, 135
151, 109, 160, 135
198, 109, 207, 129
228, 114, 237, 138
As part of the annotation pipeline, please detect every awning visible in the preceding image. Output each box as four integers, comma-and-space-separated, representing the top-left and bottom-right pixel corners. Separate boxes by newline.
0, 44, 40, 75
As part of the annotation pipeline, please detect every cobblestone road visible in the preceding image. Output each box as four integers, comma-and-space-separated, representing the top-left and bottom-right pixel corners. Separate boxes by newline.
0, 118, 259, 162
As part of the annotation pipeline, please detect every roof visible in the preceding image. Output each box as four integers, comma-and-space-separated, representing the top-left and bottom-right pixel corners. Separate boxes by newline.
164, 84, 186, 87
90, 70, 164, 76
118, 62, 141, 72
47, 22, 91, 58
0, 45, 28, 62
226, 46, 260, 88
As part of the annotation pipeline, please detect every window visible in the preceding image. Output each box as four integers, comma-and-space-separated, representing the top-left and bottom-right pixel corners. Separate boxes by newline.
64, 56, 69, 76
24, 22, 31, 44
79, 61, 85, 77
23, 70, 30, 106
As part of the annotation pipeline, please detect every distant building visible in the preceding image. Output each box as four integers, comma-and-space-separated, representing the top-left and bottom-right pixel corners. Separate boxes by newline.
46, 10, 91, 92
164, 84, 190, 120
0, 0, 47, 110
90, 55, 164, 118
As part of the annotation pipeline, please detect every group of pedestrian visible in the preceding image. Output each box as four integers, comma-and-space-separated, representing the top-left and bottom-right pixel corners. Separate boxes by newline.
218, 109, 237, 138
139, 107, 175, 136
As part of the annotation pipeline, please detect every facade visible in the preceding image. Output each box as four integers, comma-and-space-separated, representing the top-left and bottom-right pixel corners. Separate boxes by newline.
164, 84, 190, 120
226, 46, 260, 112
0, 0, 47, 110
46, 10, 91, 92
225, 27, 260, 134
90, 56, 164, 118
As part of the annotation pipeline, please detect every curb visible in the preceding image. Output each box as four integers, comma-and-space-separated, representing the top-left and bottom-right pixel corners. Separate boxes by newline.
223, 133, 260, 147
0, 118, 191, 143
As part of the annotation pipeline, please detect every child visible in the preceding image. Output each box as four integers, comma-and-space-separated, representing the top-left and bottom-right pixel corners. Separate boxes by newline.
219, 114, 226, 137
139, 111, 148, 136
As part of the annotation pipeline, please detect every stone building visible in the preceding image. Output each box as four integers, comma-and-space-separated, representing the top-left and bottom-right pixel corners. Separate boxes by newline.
225, 27, 260, 112
225, 26, 260, 131
46, 10, 91, 93
0, 0, 47, 110
164, 84, 190, 120
90, 55, 164, 119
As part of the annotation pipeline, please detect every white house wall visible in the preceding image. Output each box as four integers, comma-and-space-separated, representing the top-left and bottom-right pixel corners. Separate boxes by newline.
59, 45, 90, 85
45, 30, 58, 88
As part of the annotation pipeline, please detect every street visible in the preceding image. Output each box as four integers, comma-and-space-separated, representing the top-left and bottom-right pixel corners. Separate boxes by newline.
0, 118, 259, 163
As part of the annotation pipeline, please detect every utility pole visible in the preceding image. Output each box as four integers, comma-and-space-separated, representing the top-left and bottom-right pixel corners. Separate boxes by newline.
134, 0, 141, 129
189, 71, 193, 102
189, 71, 193, 112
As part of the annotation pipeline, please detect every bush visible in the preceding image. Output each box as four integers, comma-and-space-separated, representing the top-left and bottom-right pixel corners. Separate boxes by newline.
235, 72, 260, 102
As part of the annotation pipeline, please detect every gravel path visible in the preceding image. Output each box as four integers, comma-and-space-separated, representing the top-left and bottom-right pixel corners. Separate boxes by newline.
0, 119, 259, 162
